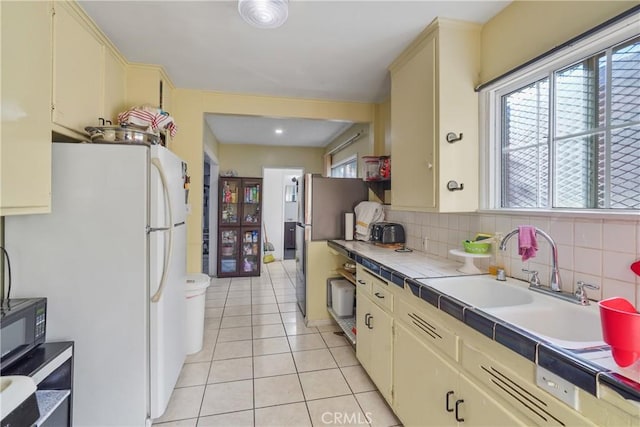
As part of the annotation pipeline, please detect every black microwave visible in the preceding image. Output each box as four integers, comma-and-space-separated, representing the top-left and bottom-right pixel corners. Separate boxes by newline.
0, 298, 47, 370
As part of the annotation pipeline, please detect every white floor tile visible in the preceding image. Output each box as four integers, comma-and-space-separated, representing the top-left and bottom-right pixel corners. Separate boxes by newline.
329, 346, 359, 367
293, 348, 338, 372
341, 366, 376, 393
288, 333, 327, 352
197, 411, 254, 427
299, 368, 351, 401
253, 323, 286, 339
153, 386, 205, 423
254, 402, 311, 427
220, 315, 252, 328
213, 340, 252, 360
253, 352, 297, 378
354, 391, 400, 427
200, 380, 254, 416
253, 336, 291, 356
306, 395, 369, 426
284, 322, 318, 336
175, 362, 210, 388
209, 357, 253, 383
254, 374, 304, 408
216, 326, 253, 343
321, 331, 350, 348
252, 313, 283, 325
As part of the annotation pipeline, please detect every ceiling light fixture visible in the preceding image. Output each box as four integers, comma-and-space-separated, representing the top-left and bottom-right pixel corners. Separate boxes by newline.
275, 128, 284, 134
238, 0, 289, 29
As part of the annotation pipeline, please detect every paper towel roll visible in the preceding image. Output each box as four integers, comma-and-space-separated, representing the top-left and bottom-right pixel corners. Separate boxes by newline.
345, 213, 354, 240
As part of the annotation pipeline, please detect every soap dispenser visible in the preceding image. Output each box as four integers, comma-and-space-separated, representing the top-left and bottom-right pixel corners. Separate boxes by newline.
488, 232, 504, 276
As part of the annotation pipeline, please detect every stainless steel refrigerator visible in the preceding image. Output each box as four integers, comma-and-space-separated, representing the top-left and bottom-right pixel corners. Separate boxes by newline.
295, 174, 368, 315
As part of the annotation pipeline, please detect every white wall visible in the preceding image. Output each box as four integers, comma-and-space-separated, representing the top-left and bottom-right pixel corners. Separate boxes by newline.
263, 168, 303, 261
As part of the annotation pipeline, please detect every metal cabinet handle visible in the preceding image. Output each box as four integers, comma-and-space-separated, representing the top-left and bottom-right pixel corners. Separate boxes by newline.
357, 279, 367, 285
367, 315, 373, 329
445, 391, 454, 412
374, 292, 385, 299
364, 313, 370, 327
455, 399, 465, 422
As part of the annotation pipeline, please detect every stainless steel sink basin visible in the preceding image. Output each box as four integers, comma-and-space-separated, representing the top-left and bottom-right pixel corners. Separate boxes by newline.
418, 275, 605, 350
418, 275, 534, 308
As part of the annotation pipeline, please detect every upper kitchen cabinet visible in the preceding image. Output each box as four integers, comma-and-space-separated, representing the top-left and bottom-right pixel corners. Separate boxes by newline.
51, 1, 126, 137
126, 65, 174, 113
0, 1, 52, 215
390, 18, 480, 212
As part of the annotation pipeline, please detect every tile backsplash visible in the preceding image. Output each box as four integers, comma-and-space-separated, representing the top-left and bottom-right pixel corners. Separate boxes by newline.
384, 208, 640, 308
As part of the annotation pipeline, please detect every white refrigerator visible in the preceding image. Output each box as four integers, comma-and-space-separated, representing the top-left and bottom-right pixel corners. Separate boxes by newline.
5, 142, 188, 426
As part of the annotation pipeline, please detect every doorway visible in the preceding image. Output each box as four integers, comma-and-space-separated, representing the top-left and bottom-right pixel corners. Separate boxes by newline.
203, 152, 219, 275
262, 167, 303, 261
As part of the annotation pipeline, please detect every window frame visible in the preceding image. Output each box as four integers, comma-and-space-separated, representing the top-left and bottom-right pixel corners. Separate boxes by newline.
330, 154, 358, 178
479, 13, 640, 218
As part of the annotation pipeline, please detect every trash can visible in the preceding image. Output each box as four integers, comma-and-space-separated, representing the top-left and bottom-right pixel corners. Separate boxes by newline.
185, 273, 211, 354
330, 279, 355, 317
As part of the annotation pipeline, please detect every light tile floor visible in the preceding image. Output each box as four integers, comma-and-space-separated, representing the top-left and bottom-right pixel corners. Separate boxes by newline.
153, 260, 401, 427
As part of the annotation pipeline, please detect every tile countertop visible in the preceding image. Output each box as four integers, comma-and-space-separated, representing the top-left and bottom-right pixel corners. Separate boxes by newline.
327, 240, 640, 408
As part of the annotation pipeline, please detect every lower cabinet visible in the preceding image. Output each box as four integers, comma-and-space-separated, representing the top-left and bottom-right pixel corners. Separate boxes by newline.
356, 292, 393, 402
393, 322, 530, 426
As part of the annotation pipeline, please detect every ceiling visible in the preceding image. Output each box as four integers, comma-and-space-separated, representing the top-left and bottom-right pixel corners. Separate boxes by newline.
79, 0, 510, 147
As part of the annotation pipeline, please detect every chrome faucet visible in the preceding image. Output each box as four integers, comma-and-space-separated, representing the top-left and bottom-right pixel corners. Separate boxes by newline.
499, 227, 562, 292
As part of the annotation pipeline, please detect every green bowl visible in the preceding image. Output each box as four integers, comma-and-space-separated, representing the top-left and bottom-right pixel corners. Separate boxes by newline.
463, 240, 491, 254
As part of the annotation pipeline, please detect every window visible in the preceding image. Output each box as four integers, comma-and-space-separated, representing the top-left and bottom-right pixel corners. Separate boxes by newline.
491, 32, 640, 211
331, 156, 357, 178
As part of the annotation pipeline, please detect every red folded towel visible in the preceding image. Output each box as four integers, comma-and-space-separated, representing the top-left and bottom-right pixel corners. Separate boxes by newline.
518, 225, 538, 261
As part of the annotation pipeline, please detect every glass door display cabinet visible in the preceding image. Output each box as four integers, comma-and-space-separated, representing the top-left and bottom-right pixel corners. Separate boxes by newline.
217, 177, 263, 277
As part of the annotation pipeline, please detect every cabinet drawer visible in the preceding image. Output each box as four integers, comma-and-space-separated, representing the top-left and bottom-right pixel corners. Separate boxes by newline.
462, 341, 594, 426
396, 298, 458, 361
371, 281, 393, 312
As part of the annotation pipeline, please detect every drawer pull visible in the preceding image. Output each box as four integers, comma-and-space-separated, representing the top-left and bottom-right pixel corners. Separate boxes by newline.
374, 292, 385, 299
368, 315, 374, 329
364, 313, 370, 327
455, 399, 465, 422
445, 391, 454, 412
357, 280, 367, 285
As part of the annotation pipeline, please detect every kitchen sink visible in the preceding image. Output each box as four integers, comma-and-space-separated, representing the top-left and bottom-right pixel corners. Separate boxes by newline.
484, 302, 604, 349
418, 275, 605, 350
418, 275, 534, 308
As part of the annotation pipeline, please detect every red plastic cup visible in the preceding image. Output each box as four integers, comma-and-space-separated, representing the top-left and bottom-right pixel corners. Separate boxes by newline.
598, 297, 640, 367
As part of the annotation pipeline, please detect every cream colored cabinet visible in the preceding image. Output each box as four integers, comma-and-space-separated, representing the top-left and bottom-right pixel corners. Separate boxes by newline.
390, 18, 481, 212
0, 1, 52, 215
103, 48, 127, 124
356, 293, 393, 402
394, 321, 458, 426
394, 322, 530, 426
52, 2, 104, 134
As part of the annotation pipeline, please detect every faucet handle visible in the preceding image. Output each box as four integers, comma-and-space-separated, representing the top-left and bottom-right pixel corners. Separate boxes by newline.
575, 281, 600, 305
522, 269, 541, 287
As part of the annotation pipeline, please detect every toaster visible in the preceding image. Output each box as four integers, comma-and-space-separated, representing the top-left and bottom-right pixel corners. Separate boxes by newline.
370, 222, 405, 244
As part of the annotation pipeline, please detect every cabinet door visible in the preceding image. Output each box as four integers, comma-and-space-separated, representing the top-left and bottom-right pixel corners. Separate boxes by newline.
458, 373, 531, 427
103, 48, 126, 124
391, 35, 437, 211
219, 179, 241, 226
356, 292, 373, 371
241, 179, 262, 226
52, 3, 103, 133
0, 1, 52, 215
368, 301, 393, 403
393, 322, 457, 427
218, 228, 240, 276
239, 228, 260, 276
